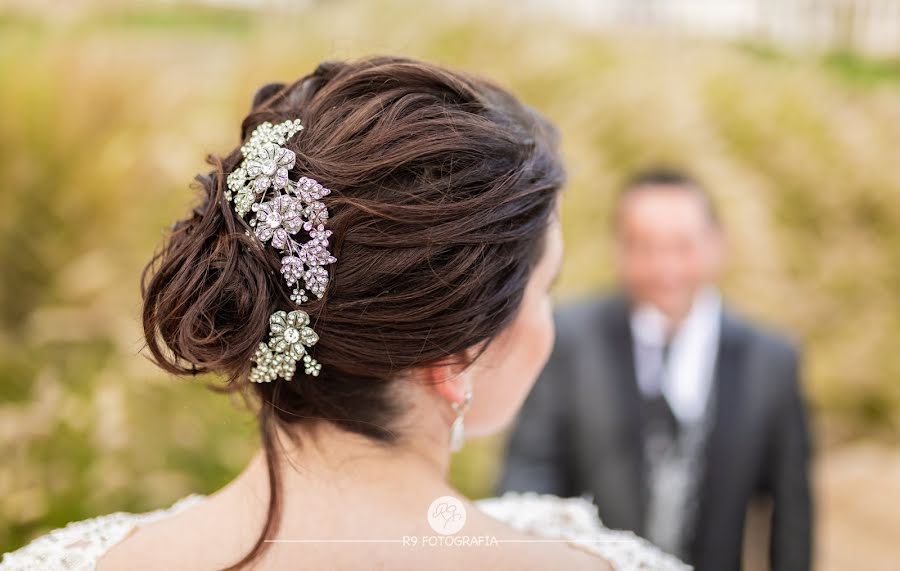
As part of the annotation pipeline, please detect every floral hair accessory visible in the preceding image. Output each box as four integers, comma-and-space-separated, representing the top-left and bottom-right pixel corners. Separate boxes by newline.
248, 310, 321, 382
225, 119, 336, 381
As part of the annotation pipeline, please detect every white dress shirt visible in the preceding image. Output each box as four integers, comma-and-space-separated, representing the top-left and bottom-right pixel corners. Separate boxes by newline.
629, 287, 723, 557
630, 287, 722, 425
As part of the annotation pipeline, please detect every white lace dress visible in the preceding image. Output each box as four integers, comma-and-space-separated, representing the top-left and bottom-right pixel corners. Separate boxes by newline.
0, 492, 689, 570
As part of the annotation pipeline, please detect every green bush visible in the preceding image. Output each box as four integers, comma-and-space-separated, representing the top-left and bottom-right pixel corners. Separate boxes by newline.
1, 1, 898, 552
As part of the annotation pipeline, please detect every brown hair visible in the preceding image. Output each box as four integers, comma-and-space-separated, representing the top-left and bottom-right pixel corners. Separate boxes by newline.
141, 56, 564, 568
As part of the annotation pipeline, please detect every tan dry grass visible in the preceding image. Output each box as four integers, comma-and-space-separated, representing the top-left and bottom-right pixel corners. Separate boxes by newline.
0, 1, 898, 563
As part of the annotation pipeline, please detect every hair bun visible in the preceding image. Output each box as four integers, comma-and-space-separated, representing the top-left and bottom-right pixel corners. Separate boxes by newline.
251, 82, 287, 110
141, 163, 276, 384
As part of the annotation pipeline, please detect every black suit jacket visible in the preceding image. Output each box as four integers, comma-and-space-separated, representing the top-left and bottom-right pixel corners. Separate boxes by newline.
499, 295, 813, 571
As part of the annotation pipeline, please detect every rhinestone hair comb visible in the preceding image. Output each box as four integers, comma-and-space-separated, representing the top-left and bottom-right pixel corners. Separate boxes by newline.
224, 119, 336, 381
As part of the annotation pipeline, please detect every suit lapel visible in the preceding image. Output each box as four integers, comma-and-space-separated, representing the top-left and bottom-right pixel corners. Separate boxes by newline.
690, 312, 747, 560
603, 296, 648, 533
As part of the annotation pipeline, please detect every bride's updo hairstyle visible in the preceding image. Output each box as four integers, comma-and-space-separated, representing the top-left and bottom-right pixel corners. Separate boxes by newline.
141, 56, 564, 568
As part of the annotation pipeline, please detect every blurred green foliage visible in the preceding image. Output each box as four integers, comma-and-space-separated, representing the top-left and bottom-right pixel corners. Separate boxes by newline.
1, 0, 899, 554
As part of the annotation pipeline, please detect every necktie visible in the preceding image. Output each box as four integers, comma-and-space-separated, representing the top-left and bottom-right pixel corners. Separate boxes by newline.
642, 341, 678, 445
641, 340, 689, 558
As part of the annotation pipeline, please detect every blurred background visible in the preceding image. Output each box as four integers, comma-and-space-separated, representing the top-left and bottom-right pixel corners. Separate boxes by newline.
0, 0, 898, 569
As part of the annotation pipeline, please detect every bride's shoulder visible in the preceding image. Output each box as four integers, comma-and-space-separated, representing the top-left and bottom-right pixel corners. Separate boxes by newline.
475, 492, 690, 571
0, 495, 203, 571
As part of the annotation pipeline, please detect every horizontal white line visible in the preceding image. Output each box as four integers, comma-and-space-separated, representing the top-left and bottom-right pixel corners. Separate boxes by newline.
265, 539, 406, 543
496, 539, 624, 543
265, 539, 628, 544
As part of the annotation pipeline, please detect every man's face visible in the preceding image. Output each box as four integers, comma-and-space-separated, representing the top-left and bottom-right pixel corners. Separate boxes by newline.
615, 185, 724, 321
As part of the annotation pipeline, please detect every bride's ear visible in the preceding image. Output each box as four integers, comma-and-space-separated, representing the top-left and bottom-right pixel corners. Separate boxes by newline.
423, 354, 473, 406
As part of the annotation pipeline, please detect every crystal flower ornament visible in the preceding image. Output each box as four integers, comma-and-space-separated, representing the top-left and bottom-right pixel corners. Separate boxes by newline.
254, 195, 304, 248
248, 310, 321, 383
225, 119, 336, 381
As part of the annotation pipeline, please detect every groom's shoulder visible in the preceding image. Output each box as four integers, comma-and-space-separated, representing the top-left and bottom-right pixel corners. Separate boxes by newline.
726, 308, 800, 358
554, 292, 625, 333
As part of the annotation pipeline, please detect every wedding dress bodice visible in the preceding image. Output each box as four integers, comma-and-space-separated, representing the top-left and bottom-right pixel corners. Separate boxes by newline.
0, 493, 688, 570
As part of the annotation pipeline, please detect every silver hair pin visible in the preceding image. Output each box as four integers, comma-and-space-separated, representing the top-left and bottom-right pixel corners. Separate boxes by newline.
224, 119, 336, 381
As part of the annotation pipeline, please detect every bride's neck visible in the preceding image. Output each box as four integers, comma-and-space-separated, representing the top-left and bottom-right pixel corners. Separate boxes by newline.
229, 387, 458, 504
281, 418, 452, 480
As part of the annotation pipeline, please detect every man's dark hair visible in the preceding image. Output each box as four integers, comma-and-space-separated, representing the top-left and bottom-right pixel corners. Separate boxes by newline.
616, 168, 719, 225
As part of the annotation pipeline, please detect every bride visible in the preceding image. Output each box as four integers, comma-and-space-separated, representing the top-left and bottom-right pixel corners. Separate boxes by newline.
1, 57, 686, 571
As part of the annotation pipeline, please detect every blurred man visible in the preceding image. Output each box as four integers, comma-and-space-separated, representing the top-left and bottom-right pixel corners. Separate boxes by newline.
499, 170, 813, 571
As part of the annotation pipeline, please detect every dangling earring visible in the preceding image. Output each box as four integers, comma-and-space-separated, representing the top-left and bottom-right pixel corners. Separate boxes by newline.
449, 389, 473, 452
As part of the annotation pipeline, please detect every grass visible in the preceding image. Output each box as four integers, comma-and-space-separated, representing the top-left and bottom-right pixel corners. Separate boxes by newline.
823, 50, 900, 87
0, 0, 899, 556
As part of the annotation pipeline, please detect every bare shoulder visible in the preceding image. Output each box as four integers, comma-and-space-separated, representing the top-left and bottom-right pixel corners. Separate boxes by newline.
461, 499, 614, 571
96, 494, 250, 571
471, 540, 613, 571
0, 496, 207, 571
473, 493, 690, 571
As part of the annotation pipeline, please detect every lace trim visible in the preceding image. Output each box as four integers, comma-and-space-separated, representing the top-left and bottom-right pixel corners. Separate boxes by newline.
0, 495, 203, 571
476, 492, 691, 571
2, 493, 689, 571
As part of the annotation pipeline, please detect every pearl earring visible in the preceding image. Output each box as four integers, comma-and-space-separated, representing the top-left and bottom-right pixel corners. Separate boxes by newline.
449, 389, 474, 452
